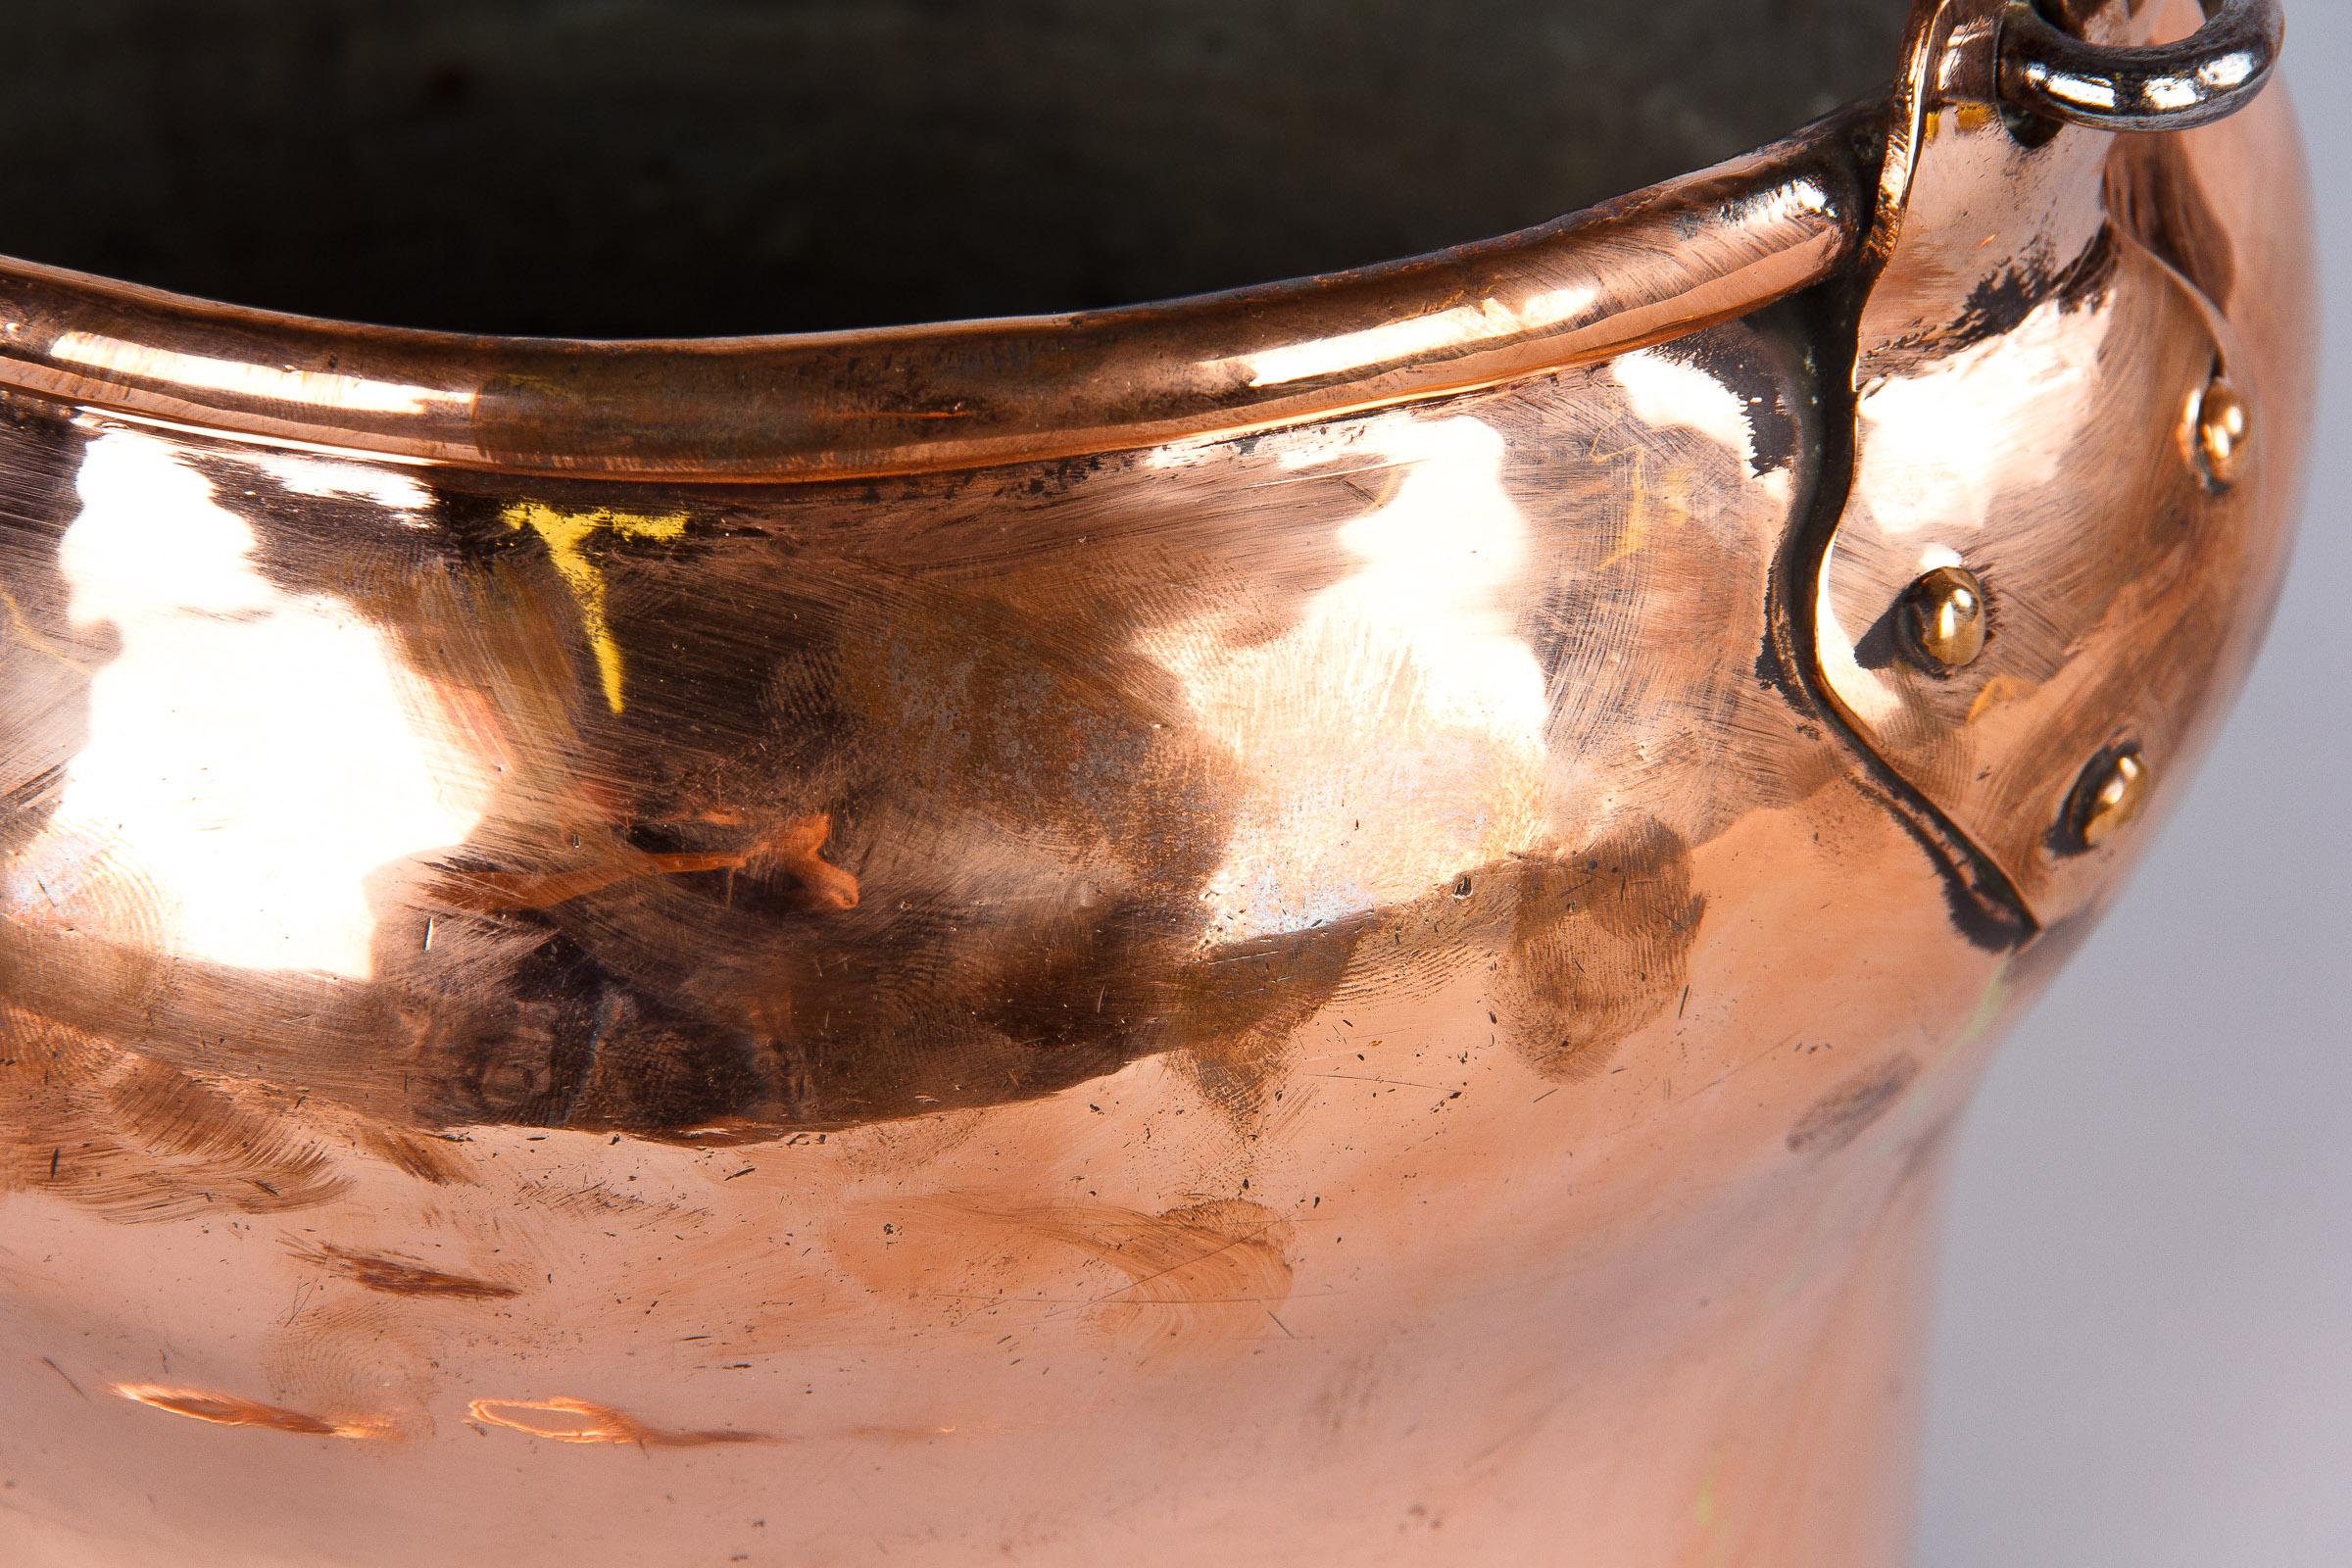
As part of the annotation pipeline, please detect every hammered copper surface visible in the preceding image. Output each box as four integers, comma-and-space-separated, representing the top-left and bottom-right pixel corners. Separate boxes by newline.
1813, 0, 2313, 928
0, 2, 2311, 1564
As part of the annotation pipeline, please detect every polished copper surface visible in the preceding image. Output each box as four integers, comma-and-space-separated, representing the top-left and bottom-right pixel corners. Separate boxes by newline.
1814, 0, 2312, 928
0, 2, 2311, 1565
0, 137, 1861, 482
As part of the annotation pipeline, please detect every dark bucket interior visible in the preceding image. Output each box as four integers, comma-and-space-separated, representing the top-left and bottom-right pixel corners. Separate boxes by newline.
1, 0, 1903, 336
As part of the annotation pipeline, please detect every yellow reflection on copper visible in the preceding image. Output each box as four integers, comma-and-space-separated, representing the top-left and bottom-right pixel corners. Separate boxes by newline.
502, 503, 689, 712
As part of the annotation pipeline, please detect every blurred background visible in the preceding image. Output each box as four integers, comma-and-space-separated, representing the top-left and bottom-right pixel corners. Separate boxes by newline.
1915, 12, 2351, 1566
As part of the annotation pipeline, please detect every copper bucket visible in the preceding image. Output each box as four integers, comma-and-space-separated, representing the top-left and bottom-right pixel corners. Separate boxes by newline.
0, 1, 2309, 1562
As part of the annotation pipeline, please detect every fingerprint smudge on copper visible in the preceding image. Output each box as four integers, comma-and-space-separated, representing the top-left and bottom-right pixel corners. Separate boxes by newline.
351, 1124, 474, 1185
1785, 1054, 1922, 1155
291, 1241, 520, 1301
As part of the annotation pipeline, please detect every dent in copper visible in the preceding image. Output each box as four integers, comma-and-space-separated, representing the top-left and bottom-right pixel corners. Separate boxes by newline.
0, 3, 2313, 1565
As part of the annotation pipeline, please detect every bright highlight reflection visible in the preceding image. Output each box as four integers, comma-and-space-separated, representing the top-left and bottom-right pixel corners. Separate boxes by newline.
1824, 289, 2107, 727
49, 331, 475, 417
1210, 287, 1598, 388
1147, 415, 1547, 941
11, 429, 492, 978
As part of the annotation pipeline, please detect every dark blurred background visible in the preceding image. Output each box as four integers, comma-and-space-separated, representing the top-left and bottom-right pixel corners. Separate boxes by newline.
0, 0, 1895, 335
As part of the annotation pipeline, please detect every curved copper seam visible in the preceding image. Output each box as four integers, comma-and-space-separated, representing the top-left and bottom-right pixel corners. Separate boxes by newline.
0, 119, 1866, 484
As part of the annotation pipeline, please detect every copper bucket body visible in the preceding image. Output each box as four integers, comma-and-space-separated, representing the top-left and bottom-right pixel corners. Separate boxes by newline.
0, 1, 2312, 1563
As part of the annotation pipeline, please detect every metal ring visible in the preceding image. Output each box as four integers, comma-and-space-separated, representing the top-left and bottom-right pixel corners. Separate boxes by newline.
1997, 0, 2283, 132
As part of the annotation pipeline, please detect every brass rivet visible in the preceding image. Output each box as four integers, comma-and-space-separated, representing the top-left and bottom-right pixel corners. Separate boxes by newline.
2195, 376, 2252, 489
1899, 564, 1989, 671
2069, 748, 2150, 850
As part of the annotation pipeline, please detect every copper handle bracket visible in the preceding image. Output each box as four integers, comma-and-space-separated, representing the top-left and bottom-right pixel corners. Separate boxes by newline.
1997, 0, 2283, 131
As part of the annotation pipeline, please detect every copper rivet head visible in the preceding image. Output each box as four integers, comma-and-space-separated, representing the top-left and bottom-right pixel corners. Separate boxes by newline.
1899, 564, 1989, 671
2195, 376, 2252, 488
2069, 747, 2151, 850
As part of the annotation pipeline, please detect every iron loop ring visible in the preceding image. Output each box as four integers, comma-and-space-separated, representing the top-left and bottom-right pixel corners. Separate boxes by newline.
1998, 0, 2283, 132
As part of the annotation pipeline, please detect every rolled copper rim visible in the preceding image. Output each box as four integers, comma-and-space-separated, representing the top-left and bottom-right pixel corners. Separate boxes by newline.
0, 125, 1864, 483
